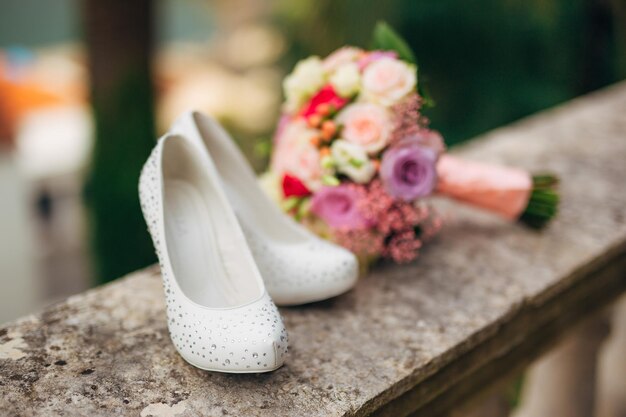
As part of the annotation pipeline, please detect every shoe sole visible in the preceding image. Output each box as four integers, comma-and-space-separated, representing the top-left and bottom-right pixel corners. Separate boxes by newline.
178, 353, 284, 374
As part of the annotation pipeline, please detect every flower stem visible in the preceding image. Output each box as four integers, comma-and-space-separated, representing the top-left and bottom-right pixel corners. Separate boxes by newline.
519, 174, 559, 229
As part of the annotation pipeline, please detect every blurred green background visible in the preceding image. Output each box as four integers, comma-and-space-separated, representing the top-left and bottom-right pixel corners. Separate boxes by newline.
0, 0, 624, 298
277, 0, 625, 145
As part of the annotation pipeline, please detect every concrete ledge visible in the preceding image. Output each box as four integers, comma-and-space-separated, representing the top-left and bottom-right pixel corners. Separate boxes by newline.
2, 82, 626, 417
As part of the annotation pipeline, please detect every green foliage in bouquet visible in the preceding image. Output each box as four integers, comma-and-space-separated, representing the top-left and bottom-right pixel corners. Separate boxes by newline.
371, 21, 416, 64
371, 22, 435, 108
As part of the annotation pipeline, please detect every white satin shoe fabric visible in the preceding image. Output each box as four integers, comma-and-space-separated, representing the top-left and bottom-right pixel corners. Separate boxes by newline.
139, 134, 288, 373
170, 111, 359, 306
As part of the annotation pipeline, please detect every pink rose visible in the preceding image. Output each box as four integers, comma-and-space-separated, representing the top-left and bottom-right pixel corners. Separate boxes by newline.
357, 50, 398, 71
273, 114, 291, 143
362, 57, 416, 106
271, 119, 322, 189
336, 103, 391, 154
322, 47, 363, 72
310, 184, 369, 230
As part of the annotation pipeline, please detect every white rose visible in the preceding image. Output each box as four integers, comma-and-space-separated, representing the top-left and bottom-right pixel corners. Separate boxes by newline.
361, 57, 416, 106
330, 63, 361, 97
282, 56, 326, 111
330, 139, 376, 184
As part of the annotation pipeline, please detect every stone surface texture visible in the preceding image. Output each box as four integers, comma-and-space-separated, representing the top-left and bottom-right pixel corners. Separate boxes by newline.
2, 83, 626, 417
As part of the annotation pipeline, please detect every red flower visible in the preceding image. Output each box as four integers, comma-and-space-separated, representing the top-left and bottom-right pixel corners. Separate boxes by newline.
282, 174, 312, 198
299, 84, 349, 120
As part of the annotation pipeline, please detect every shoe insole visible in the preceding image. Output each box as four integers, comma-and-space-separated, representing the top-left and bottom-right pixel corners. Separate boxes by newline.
163, 179, 256, 308
194, 115, 307, 247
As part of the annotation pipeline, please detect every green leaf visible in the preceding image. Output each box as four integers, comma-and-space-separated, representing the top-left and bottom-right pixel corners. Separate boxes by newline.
418, 82, 436, 108
348, 158, 364, 168
322, 175, 340, 186
296, 197, 311, 219
281, 196, 300, 212
254, 137, 272, 159
321, 155, 335, 169
371, 21, 417, 65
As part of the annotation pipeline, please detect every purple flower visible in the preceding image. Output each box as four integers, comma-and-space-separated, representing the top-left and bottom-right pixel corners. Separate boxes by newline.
310, 185, 368, 229
380, 143, 437, 201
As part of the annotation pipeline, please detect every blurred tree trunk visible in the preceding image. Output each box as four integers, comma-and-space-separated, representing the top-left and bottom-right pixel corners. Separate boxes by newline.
82, 0, 156, 283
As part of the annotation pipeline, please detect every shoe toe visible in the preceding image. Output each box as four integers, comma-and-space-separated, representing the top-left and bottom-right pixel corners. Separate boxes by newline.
167, 293, 288, 373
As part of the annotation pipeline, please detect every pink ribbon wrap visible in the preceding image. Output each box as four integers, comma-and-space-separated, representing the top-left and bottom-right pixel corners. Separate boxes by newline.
436, 155, 532, 220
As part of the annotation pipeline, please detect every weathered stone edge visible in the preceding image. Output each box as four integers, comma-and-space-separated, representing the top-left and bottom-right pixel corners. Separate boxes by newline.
350, 83, 626, 416
355, 230, 626, 417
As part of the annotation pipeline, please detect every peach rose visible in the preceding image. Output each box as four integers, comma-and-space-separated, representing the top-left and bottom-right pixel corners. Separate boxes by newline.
336, 103, 391, 154
361, 57, 416, 106
271, 119, 323, 190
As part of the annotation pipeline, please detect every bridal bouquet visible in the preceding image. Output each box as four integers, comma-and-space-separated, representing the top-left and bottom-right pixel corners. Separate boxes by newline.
262, 23, 559, 264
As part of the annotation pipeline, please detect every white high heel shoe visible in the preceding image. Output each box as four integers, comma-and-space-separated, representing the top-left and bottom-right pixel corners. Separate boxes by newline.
139, 133, 288, 373
170, 111, 359, 306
